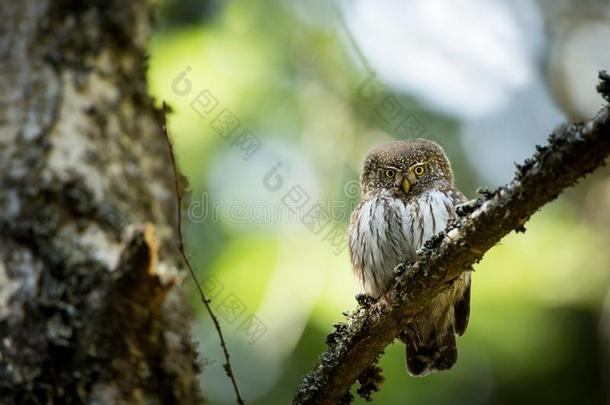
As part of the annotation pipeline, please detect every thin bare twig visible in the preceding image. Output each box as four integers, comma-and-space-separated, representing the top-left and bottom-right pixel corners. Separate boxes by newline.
333, 2, 374, 75
159, 102, 246, 405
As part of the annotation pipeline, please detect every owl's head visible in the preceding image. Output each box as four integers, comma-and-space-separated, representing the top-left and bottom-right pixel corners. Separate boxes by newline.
360, 139, 454, 195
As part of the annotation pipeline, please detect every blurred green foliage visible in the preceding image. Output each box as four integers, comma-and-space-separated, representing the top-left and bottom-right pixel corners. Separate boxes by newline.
148, 1, 610, 403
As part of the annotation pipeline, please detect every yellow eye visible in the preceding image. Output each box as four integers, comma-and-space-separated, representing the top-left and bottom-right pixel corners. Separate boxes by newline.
385, 169, 396, 178
414, 166, 425, 176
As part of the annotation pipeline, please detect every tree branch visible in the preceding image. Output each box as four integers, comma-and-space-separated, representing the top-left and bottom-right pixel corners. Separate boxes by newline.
292, 72, 610, 405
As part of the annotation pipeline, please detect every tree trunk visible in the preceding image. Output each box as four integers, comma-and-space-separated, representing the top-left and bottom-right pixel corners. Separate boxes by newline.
0, 1, 201, 403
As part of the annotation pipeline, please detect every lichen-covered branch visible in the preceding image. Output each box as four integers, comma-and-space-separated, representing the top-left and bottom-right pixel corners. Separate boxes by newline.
293, 73, 610, 405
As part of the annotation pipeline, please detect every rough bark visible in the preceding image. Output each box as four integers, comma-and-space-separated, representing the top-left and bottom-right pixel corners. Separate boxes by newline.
0, 1, 200, 403
293, 74, 610, 405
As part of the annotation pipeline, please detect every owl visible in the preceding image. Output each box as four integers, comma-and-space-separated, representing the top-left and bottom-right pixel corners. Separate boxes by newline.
348, 139, 471, 376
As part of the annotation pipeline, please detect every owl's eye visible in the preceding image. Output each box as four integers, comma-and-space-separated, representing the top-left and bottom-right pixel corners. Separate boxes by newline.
413, 165, 425, 176
385, 169, 396, 178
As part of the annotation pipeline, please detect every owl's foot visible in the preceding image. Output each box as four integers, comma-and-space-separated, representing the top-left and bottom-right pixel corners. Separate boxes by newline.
381, 292, 394, 306
355, 293, 377, 308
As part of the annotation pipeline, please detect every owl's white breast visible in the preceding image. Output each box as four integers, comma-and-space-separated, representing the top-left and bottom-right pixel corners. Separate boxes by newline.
349, 189, 457, 297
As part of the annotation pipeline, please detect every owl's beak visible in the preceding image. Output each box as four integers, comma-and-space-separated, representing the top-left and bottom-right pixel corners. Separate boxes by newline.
401, 178, 411, 194
395, 173, 411, 194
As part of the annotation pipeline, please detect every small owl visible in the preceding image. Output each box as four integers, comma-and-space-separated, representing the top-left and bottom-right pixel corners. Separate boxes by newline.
348, 139, 471, 376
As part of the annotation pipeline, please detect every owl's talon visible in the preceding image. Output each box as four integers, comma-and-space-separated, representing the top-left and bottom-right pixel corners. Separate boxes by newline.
356, 294, 377, 307
381, 292, 394, 306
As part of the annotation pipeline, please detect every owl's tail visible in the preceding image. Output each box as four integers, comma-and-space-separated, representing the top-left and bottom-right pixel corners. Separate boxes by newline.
401, 328, 457, 377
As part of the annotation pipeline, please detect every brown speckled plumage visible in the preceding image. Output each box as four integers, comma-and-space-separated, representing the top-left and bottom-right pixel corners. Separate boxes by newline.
348, 139, 471, 376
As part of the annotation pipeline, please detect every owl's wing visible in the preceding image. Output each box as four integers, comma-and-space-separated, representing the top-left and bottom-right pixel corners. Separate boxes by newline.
449, 188, 469, 205
449, 188, 471, 336
454, 277, 470, 336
